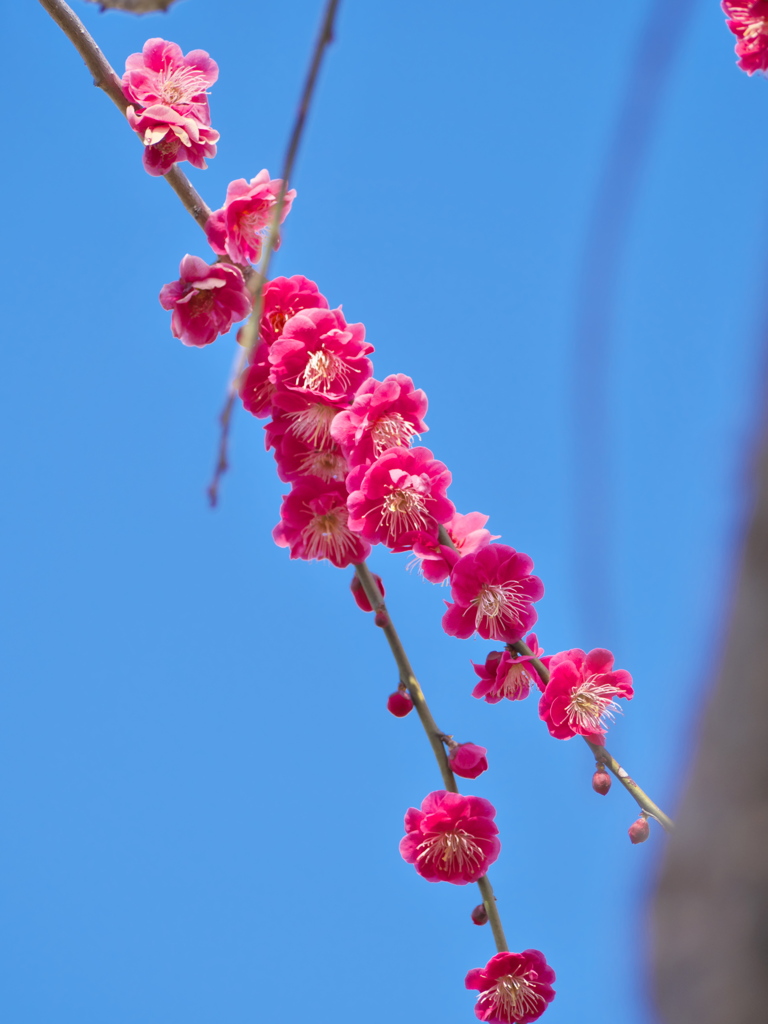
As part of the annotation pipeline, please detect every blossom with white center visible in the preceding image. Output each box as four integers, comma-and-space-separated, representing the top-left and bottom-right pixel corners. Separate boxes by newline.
399, 790, 500, 885
466, 950, 556, 1024
539, 647, 634, 742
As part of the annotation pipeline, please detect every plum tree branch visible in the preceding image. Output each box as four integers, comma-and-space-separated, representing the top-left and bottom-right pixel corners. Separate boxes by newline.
353, 560, 509, 954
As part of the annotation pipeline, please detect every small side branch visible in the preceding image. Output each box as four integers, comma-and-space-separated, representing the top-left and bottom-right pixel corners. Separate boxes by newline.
510, 639, 674, 831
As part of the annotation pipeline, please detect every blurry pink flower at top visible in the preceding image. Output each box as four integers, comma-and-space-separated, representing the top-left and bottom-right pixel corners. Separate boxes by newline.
471, 634, 544, 703
465, 950, 556, 1024
259, 277, 329, 347
346, 446, 454, 551
330, 374, 428, 468
269, 308, 373, 404
412, 511, 499, 584
126, 105, 219, 176
273, 477, 370, 568
238, 342, 274, 418
122, 38, 218, 115
538, 648, 633, 742
722, 1, 768, 73
448, 742, 488, 780
205, 171, 297, 265
442, 545, 543, 643
399, 790, 500, 885
159, 255, 251, 347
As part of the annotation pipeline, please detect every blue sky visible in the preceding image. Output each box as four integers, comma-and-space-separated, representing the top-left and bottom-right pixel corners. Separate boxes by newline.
3, 1, 767, 1022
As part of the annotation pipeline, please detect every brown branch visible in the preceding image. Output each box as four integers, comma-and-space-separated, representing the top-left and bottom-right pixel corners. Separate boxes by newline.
509, 639, 674, 831
38, 0, 211, 229
207, 0, 342, 507
353, 560, 509, 954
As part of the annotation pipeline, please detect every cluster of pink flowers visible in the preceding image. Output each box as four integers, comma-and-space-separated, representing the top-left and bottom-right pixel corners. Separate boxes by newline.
122, 38, 219, 175
722, 1, 768, 73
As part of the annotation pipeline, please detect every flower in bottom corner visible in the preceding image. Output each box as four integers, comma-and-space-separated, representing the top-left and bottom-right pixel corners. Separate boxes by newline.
465, 950, 556, 1024
399, 790, 499, 884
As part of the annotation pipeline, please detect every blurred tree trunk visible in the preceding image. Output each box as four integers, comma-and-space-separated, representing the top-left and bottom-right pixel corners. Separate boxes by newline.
653, 406, 768, 1022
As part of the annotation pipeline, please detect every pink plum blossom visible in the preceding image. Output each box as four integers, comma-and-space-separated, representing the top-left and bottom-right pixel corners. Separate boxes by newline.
273, 477, 370, 568
346, 446, 454, 551
412, 511, 499, 584
448, 743, 488, 780
465, 950, 556, 1024
271, 391, 342, 450
205, 171, 297, 265
722, 1, 768, 73
122, 38, 218, 114
268, 423, 348, 484
259, 276, 329, 347
158, 255, 251, 347
471, 634, 544, 703
330, 374, 428, 468
126, 105, 219, 176
442, 545, 543, 643
538, 648, 633, 742
399, 790, 500, 885
122, 39, 219, 176
269, 308, 373, 405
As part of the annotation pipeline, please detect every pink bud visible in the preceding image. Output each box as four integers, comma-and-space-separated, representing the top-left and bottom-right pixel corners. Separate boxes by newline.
374, 608, 389, 628
471, 903, 488, 926
350, 573, 385, 612
448, 742, 489, 780
592, 768, 611, 795
628, 815, 650, 844
387, 690, 413, 718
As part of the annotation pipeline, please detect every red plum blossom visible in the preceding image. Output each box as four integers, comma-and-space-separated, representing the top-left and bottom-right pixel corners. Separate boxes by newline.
346, 446, 454, 550
273, 477, 370, 568
269, 308, 373, 405
399, 790, 500, 885
350, 572, 385, 612
330, 374, 428, 469
258, 276, 329, 347
387, 690, 413, 717
471, 634, 544, 703
465, 950, 556, 1024
722, 1, 768, 73
159, 255, 251, 347
538, 647, 633, 742
238, 343, 274, 418
205, 171, 297, 265
442, 545, 543, 643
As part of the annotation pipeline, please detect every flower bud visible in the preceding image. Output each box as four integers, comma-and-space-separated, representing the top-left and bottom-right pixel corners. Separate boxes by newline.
592, 767, 611, 795
350, 573, 385, 612
628, 814, 650, 844
387, 690, 413, 718
448, 742, 489, 780
374, 608, 389, 628
471, 903, 489, 926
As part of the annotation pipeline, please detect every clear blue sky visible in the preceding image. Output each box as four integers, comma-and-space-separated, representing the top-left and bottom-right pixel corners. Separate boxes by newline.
3, 1, 767, 1022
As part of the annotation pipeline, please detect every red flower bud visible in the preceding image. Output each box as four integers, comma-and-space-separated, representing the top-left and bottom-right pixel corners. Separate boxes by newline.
471, 903, 489, 926
592, 768, 611, 795
628, 815, 650, 844
350, 572, 385, 612
374, 608, 389, 628
387, 690, 413, 717
448, 742, 489, 780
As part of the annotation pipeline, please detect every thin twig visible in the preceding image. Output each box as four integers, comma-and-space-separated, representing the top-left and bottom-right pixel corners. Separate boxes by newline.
354, 561, 509, 953
509, 639, 675, 831
38, 0, 212, 229
207, 0, 342, 507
